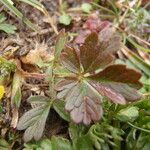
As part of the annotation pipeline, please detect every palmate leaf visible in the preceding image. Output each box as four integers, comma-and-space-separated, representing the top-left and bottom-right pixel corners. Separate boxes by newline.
17, 96, 51, 142
80, 32, 121, 73
56, 32, 142, 125
56, 79, 103, 125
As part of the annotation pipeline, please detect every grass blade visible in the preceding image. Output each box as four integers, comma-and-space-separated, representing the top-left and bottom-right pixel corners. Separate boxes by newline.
122, 45, 150, 76
1, 0, 37, 31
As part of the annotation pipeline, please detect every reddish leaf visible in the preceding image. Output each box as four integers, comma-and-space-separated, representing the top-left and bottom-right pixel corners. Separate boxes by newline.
105, 83, 142, 101
83, 13, 110, 33
56, 32, 142, 125
80, 32, 121, 73
141, 0, 149, 5
55, 78, 78, 99
75, 30, 91, 45
75, 13, 111, 44
89, 64, 142, 103
70, 95, 103, 125
61, 46, 80, 73
83, 13, 102, 32
56, 80, 103, 125
91, 83, 142, 104
90, 64, 142, 89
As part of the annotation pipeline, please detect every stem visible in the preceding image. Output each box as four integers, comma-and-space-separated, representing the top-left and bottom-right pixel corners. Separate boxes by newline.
128, 122, 150, 133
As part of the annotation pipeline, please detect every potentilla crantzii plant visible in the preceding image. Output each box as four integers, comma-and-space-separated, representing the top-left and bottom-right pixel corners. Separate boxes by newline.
17, 30, 142, 142
55, 32, 142, 125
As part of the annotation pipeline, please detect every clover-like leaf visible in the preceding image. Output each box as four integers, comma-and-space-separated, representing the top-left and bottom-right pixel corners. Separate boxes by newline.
56, 32, 142, 125
17, 96, 51, 142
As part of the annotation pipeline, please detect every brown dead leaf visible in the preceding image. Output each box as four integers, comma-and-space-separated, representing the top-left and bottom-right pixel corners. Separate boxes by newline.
21, 42, 53, 65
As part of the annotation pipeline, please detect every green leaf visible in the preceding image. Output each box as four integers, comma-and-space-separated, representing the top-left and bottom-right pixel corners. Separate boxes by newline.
135, 99, 150, 110
81, 3, 92, 14
0, 57, 16, 84
28, 95, 50, 105
59, 14, 72, 25
74, 135, 94, 150
53, 66, 73, 77
1, 0, 37, 31
40, 139, 52, 150
127, 37, 150, 53
87, 123, 124, 149
51, 136, 72, 150
126, 131, 150, 150
122, 46, 150, 76
23, 137, 72, 150
17, 96, 51, 142
0, 139, 10, 150
0, 57, 16, 73
17, 0, 46, 13
54, 30, 67, 60
0, 13, 6, 23
116, 106, 139, 122
53, 100, 70, 121
0, 13, 16, 34
11, 71, 23, 107
0, 23, 16, 34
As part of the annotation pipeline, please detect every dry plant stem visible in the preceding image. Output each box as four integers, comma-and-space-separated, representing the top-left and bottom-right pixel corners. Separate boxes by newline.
137, 50, 150, 64
114, 7, 129, 28
59, 0, 62, 5
99, 14, 115, 19
116, 2, 135, 11
10, 107, 19, 128
143, 93, 150, 97
129, 34, 150, 47
29, 28, 53, 37
67, 7, 82, 13
43, 10, 58, 35
91, 2, 116, 15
